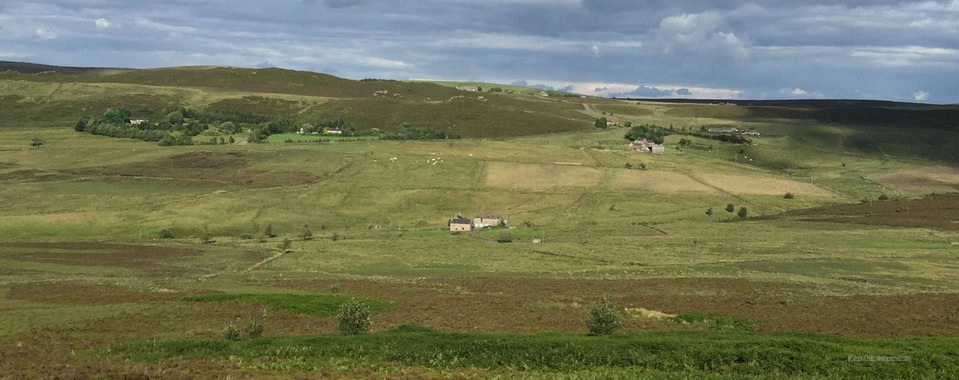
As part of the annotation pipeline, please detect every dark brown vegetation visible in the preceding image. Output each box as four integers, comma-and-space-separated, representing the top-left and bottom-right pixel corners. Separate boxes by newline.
0, 242, 203, 275
76, 152, 317, 187
277, 277, 959, 339
767, 194, 959, 231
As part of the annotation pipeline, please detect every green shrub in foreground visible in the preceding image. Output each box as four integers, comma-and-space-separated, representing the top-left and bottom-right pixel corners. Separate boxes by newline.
157, 229, 174, 239
586, 295, 621, 336
338, 298, 372, 335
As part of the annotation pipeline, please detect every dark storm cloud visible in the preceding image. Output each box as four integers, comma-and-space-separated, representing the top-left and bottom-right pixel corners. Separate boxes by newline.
1, 0, 957, 102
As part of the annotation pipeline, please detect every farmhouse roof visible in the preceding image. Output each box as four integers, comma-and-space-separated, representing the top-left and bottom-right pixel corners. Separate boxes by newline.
474, 214, 506, 219
449, 215, 472, 224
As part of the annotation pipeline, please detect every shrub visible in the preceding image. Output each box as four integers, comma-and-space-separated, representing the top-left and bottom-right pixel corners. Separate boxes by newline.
301, 224, 313, 241
330, 281, 341, 294
784, 192, 795, 199
586, 295, 621, 336
223, 320, 240, 341
239, 233, 253, 240
30, 138, 43, 148
202, 233, 216, 244
624, 163, 633, 169
264, 224, 277, 238
595, 117, 608, 129
157, 229, 175, 239
522, 220, 534, 227
737, 207, 748, 219
332, 232, 341, 241
725, 204, 735, 213
639, 163, 647, 170
243, 309, 267, 339
228, 135, 236, 144
879, 193, 889, 201
279, 238, 292, 252
338, 299, 372, 335
706, 207, 714, 216
497, 231, 514, 243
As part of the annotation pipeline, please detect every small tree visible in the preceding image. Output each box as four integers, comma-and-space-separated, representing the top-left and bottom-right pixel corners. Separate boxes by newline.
243, 309, 267, 339
229, 135, 236, 144
202, 233, 216, 244
725, 204, 735, 213
497, 231, 514, 243
639, 163, 647, 170
783, 192, 795, 199
331, 232, 341, 241
264, 224, 277, 238
279, 238, 292, 252
586, 295, 621, 336
624, 163, 633, 169
223, 320, 240, 341
30, 138, 43, 148
157, 229, 175, 239
737, 207, 748, 219
706, 207, 714, 216
595, 117, 608, 129
301, 224, 313, 241
338, 299, 372, 335
878, 193, 889, 201
74, 117, 88, 132
330, 281, 341, 294
219, 137, 226, 145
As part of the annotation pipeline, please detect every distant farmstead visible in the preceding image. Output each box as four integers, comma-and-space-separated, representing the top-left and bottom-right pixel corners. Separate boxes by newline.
448, 215, 472, 231
128, 118, 148, 125
456, 86, 480, 92
473, 214, 508, 228
743, 129, 760, 136
628, 138, 665, 154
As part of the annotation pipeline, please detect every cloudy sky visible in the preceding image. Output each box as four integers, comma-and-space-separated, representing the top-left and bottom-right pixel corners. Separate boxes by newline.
1, 0, 957, 103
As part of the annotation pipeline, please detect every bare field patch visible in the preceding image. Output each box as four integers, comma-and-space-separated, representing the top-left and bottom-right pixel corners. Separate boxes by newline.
277, 277, 959, 338
0, 242, 203, 276
694, 173, 833, 196
484, 161, 602, 189
872, 167, 959, 194
7, 282, 175, 305
768, 194, 959, 231
75, 152, 317, 188
610, 170, 717, 194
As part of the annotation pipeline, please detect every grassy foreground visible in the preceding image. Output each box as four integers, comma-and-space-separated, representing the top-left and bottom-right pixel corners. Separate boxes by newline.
110, 326, 959, 378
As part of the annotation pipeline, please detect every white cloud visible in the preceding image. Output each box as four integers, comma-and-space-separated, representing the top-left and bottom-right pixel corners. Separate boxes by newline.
95, 18, 112, 29
914, 91, 929, 101
35, 27, 57, 40
363, 56, 410, 69
789, 88, 806, 95
656, 11, 749, 60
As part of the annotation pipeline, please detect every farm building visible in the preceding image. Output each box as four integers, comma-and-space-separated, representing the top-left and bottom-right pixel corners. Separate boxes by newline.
373, 90, 389, 96
708, 126, 739, 133
324, 128, 344, 135
448, 215, 472, 231
128, 118, 148, 125
743, 129, 760, 136
456, 86, 479, 92
473, 214, 508, 228
539, 91, 549, 97
628, 138, 665, 154
606, 120, 617, 127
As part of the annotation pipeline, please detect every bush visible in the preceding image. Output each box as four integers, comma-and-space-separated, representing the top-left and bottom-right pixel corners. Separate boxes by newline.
705, 207, 714, 216
330, 281, 341, 294
243, 309, 266, 339
264, 224, 277, 238
30, 138, 43, 148
497, 231, 514, 243
725, 204, 735, 213
639, 163, 647, 170
737, 207, 748, 219
223, 320, 240, 341
202, 233, 216, 244
586, 295, 621, 336
157, 229, 175, 239
301, 224, 313, 241
783, 192, 795, 199
279, 238, 292, 252
338, 299, 372, 336
239, 233, 253, 240
879, 193, 889, 201
332, 232, 341, 241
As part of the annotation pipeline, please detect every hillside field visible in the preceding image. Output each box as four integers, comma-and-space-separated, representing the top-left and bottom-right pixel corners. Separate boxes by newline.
1, 62, 959, 378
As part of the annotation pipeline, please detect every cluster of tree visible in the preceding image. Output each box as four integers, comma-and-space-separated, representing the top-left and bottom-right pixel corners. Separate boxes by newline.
624, 124, 668, 144
379, 123, 461, 140
247, 118, 297, 143
80, 107, 258, 146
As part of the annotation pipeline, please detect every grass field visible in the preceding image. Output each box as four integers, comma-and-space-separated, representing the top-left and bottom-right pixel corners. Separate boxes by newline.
1, 61, 958, 378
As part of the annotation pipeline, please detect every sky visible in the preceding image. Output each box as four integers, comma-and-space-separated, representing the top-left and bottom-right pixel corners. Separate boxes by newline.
1, 0, 957, 103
